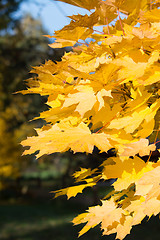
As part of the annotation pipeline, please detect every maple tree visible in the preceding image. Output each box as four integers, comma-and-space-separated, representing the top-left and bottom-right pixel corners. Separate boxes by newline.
21, 0, 160, 239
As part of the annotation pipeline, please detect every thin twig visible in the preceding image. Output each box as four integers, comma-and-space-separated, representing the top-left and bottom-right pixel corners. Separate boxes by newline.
150, 0, 152, 10
106, 17, 110, 35
117, 9, 125, 36
95, 107, 124, 133
93, 29, 105, 34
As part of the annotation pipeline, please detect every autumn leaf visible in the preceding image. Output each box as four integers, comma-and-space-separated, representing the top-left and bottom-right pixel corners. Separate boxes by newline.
102, 156, 154, 191
62, 84, 97, 117
53, 182, 96, 199
136, 165, 160, 200
72, 168, 98, 182
21, 122, 112, 157
119, 138, 156, 157
73, 198, 125, 237
21, 0, 160, 239
55, 0, 99, 10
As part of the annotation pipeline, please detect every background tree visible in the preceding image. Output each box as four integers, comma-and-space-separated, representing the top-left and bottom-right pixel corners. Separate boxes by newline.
0, 0, 24, 31
0, 9, 52, 189
0, 0, 75, 190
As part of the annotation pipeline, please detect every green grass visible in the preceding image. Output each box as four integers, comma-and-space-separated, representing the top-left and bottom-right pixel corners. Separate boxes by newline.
0, 200, 160, 240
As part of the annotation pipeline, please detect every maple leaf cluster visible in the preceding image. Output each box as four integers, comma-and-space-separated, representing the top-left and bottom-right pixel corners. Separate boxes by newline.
21, 0, 160, 239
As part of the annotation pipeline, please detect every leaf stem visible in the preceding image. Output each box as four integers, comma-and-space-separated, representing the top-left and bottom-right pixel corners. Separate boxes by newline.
117, 9, 125, 36
150, 0, 152, 10
93, 29, 105, 35
106, 17, 110, 35
95, 107, 124, 133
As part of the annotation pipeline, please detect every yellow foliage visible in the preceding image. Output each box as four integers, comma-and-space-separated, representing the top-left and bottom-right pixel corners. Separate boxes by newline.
21, 0, 160, 239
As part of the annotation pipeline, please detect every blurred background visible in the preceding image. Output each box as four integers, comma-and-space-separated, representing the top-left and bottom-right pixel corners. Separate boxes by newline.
0, 1, 159, 239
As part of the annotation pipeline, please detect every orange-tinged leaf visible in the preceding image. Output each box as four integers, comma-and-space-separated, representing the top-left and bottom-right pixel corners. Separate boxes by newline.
140, 8, 160, 22
54, 27, 93, 42
65, 12, 99, 30
55, 0, 99, 10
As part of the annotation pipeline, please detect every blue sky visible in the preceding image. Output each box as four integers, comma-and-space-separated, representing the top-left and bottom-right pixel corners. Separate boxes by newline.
18, 0, 89, 34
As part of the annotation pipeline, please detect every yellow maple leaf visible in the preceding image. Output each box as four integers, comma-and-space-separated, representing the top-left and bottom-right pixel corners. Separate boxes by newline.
139, 70, 160, 86
62, 83, 112, 117
102, 156, 154, 191
136, 165, 160, 200
96, 89, 112, 110
115, 215, 133, 240
125, 196, 146, 226
108, 98, 160, 135
72, 168, 98, 182
119, 138, 156, 157
144, 198, 160, 216
49, 39, 76, 48
20, 1, 160, 239
21, 122, 112, 157
62, 84, 97, 117
55, 0, 99, 10
91, 102, 122, 131
140, 8, 160, 22
54, 27, 93, 42
53, 182, 96, 199
73, 197, 125, 237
